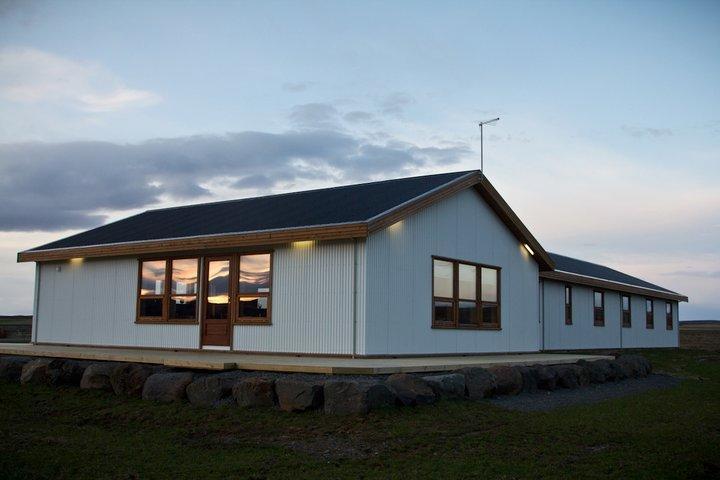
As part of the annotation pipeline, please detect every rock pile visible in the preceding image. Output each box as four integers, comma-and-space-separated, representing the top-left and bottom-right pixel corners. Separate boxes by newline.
0, 353, 655, 415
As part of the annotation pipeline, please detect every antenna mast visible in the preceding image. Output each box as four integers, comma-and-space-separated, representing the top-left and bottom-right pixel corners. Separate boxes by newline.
478, 117, 500, 173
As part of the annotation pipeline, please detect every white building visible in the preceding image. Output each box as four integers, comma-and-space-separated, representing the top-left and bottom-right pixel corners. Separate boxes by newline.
18, 170, 687, 355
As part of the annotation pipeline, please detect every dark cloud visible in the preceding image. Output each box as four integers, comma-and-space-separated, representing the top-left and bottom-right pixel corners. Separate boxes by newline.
282, 82, 312, 93
380, 92, 414, 117
343, 110, 376, 124
621, 125, 673, 138
289, 103, 341, 130
0, 129, 471, 231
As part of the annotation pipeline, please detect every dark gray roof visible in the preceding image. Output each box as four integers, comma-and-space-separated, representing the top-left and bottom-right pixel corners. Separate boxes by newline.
548, 252, 677, 294
31, 170, 474, 251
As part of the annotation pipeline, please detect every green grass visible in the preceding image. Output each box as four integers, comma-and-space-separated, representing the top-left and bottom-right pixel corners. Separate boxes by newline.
1, 349, 719, 479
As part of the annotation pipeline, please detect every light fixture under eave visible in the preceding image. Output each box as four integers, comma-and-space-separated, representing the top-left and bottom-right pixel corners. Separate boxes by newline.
70, 258, 84, 265
523, 244, 535, 256
292, 240, 314, 249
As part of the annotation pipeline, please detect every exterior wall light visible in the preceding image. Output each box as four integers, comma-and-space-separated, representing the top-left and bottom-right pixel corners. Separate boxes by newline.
292, 240, 314, 249
523, 244, 535, 256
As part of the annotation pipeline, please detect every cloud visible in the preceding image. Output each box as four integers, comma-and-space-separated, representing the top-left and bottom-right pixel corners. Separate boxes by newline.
621, 125, 673, 138
0, 46, 161, 112
379, 92, 414, 117
282, 82, 312, 93
289, 103, 341, 129
0, 129, 470, 231
663, 270, 720, 279
343, 110, 376, 124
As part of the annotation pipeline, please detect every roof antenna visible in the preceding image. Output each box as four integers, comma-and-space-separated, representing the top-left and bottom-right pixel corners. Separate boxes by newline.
478, 117, 500, 174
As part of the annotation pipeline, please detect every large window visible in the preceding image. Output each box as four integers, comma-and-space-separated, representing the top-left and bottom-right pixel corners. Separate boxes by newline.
137, 258, 199, 323
646, 298, 654, 329
432, 257, 500, 329
622, 294, 631, 328
564, 285, 572, 325
237, 253, 272, 323
666, 302, 673, 330
593, 290, 605, 326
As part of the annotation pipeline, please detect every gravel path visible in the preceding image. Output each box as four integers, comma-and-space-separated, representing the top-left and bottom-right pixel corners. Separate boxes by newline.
488, 374, 681, 412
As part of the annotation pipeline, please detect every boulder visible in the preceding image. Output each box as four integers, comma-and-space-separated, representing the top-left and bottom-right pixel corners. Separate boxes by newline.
110, 363, 155, 396
615, 355, 652, 378
459, 367, 497, 400
142, 371, 195, 403
233, 377, 277, 408
487, 366, 523, 396
582, 359, 613, 384
186, 372, 247, 407
0, 356, 32, 382
80, 363, 119, 391
20, 358, 66, 385
533, 365, 558, 390
608, 361, 628, 381
59, 360, 90, 385
324, 380, 395, 415
516, 366, 539, 393
554, 364, 588, 389
422, 373, 466, 398
275, 376, 324, 412
386, 373, 437, 406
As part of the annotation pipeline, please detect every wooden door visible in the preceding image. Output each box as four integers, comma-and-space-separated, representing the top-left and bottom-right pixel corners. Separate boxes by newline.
202, 257, 232, 346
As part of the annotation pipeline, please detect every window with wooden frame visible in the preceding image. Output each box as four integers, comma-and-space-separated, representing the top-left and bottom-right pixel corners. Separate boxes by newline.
564, 285, 572, 325
593, 290, 605, 326
432, 256, 500, 330
666, 302, 673, 330
236, 253, 272, 324
646, 298, 654, 329
137, 258, 199, 323
622, 294, 631, 328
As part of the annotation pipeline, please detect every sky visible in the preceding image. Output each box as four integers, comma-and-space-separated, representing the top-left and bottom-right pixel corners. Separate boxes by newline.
0, 0, 718, 319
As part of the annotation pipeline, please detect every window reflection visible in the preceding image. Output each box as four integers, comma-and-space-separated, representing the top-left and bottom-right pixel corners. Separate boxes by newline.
239, 254, 270, 294
481, 268, 497, 302
141, 260, 166, 295
433, 259, 453, 298
172, 259, 198, 295
169, 296, 197, 320
458, 264, 476, 300
206, 260, 229, 319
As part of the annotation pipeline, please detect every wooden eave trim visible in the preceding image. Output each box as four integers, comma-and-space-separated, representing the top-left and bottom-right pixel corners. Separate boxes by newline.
540, 270, 688, 302
472, 177, 555, 271
367, 171, 482, 233
18, 223, 368, 262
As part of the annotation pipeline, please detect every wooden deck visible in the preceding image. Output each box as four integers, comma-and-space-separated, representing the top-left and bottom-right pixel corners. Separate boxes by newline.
0, 343, 612, 375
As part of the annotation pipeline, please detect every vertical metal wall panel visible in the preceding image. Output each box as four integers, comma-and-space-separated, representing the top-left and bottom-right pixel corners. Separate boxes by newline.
364, 188, 540, 355
35, 258, 199, 348
542, 280, 679, 349
233, 240, 360, 355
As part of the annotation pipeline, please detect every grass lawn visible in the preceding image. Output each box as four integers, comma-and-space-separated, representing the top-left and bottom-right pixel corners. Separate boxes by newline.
1, 349, 719, 480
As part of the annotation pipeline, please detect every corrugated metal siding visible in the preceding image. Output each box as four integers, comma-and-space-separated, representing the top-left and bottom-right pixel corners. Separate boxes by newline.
233, 240, 361, 355
364, 188, 540, 355
36, 258, 199, 348
542, 279, 679, 349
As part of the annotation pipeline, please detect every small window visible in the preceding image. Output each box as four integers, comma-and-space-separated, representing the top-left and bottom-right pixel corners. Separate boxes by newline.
593, 290, 605, 326
432, 257, 500, 329
237, 253, 272, 323
666, 302, 673, 330
646, 298, 654, 329
622, 295, 631, 328
138, 260, 167, 321
564, 285, 572, 325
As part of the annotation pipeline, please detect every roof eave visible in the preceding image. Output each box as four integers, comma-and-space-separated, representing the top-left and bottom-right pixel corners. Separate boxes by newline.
540, 270, 688, 302
17, 222, 369, 263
